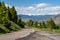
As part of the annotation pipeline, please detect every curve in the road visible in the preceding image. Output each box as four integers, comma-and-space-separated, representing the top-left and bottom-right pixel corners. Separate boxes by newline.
16, 32, 54, 40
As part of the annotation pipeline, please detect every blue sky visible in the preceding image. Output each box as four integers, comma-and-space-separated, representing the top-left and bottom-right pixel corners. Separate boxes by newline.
0, 0, 60, 15
0, 0, 60, 7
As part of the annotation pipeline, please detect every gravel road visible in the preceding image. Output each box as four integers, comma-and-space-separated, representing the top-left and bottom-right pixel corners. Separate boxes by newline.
0, 28, 60, 40
0, 29, 35, 40
16, 31, 60, 40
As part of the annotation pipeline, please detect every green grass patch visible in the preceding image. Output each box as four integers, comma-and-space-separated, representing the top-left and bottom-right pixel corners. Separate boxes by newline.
52, 29, 60, 33
31, 27, 60, 33
0, 25, 11, 34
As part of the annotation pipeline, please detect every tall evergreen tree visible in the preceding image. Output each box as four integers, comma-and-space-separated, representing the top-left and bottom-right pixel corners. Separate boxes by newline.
10, 6, 18, 23
47, 18, 57, 29
1, 1, 5, 6
7, 7, 12, 20
34, 21, 38, 28
27, 20, 33, 27
17, 18, 24, 28
42, 21, 46, 28
1, 1, 7, 11
0, 2, 2, 6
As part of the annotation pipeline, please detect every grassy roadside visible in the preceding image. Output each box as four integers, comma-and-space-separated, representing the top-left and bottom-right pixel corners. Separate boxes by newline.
31, 27, 60, 33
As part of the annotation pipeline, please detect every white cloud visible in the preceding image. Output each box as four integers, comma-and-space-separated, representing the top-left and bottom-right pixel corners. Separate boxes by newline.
36, 3, 48, 7
41, 6, 60, 15
15, 3, 60, 15
28, 6, 33, 9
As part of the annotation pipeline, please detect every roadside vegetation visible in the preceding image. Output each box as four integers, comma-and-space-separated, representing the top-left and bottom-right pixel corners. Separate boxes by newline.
26, 18, 60, 33
0, 2, 25, 34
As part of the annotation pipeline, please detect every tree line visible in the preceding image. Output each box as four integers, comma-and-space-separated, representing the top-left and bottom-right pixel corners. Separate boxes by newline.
26, 18, 59, 30
0, 1, 25, 33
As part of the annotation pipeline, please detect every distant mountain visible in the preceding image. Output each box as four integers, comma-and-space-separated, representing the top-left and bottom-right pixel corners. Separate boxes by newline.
18, 14, 60, 22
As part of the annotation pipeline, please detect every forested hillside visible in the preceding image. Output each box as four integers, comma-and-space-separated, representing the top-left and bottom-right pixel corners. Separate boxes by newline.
0, 2, 25, 34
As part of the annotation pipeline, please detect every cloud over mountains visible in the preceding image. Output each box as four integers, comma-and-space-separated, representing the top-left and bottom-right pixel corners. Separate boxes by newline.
6, 3, 60, 15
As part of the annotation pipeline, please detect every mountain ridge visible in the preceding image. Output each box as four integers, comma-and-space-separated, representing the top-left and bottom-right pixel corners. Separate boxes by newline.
18, 14, 60, 22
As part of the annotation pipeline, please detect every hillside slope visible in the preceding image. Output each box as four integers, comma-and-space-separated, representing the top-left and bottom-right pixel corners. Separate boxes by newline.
54, 16, 60, 25
0, 2, 24, 34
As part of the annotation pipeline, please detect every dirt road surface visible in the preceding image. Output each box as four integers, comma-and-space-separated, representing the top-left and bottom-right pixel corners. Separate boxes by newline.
16, 31, 60, 40
0, 29, 35, 40
0, 28, 60, 40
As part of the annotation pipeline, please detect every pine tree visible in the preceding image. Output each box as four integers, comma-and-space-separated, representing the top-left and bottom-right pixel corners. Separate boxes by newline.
1, 1, 7, 11
7, 7, 12, 20
0, 2, 2, 6
17, 18, 25, 28
1, 1, 5, 6
10, 6, 18, 23
27, 20, 33, 27
40, 21, 46, 28
47, 18, 57, 29
34, 21, 38, 28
